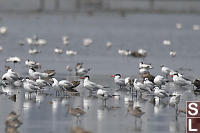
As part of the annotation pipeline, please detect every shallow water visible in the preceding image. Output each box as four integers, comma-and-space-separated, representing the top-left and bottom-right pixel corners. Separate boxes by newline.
0, 12, 200, 133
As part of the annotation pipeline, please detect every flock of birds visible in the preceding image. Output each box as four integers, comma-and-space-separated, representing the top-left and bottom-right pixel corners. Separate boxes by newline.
0, 22, 200, 133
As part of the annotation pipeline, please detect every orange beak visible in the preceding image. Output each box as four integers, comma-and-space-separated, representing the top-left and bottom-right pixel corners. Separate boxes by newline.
111, 75, 115, 77
80, 77, 85, 79
170, 75, 173, 78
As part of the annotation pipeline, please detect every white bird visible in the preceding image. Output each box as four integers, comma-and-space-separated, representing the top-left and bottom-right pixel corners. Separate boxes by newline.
139, 62, 153, 69
160, 65, 173, 77
163, 40, 171, 46
29, 68, 49, 79
176, 23, 182, 30
139, 68, 149, 74
193, 25, 200, 31
118, 49, 130, 56
134, 79, 150, 97
106, 41, 112, 48
54, 48, 63, 54
81, 76, 108, 95
170, 50, 176, 57
2, 69, 21, 84
25, 59, 41, 69
0, 46, 3, 52
154, 75, 168, 87
23, 78, 40, 98
66, 65, 73, 73
62, 36, 69, 45
144, 78, 154, 90
154, 87, 168, 98
111, 74, 127, 89
36, 77, 50, 88
29, 48, 40, 55
36, 39, 47, 46
97, 89, 112, 106
66, 50, 77, 56
52, 78, 63, 96
0, 26, 7, 35
170, 73, 191, 87
6, 57, 21, 64
83, 38, 93, 47
169, 92, 181, 117
75, 63, 91, 76
137, 49, 147, 57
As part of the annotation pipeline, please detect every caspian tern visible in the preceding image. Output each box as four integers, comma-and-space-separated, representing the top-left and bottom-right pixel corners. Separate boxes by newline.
81, 75, 108, 96
25, 59, 41, 69
112, 74, 128, 90
144, 78, 154, 90
2, 69, 22, 84
170, 73, 192, 87
23, 78, 40, 99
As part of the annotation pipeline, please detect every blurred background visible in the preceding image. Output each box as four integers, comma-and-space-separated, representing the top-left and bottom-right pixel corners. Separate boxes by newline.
0, 0, 200, 13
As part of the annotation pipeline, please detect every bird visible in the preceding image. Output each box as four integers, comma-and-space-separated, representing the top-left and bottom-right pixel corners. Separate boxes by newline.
83, 38, 93, 47
160, 65, 173, 77
170, 73, 192, 87
66, 65, 73, 73
154, 75, 168, 87
68, 106, 86, 121
169, 93, 181, 118
29, 68, 52, 79
143, 78, 154, 90
111, 74, 128, 90
154, 86, 168, 98
6, 57, 21, 68
29, 48, 40, 55
128, 103, 145, 118
36, 77, 50, 88
51, 78, 63, 96
97, 89, 112, 106
25, 59, 41, 69
193, 24, 200, 31
176, 23, 182, 30
62, 36, 70, 45
66, 50, 77, 56
54, 48, 63, 54
106, 41, 112, 48
0, 26, 7, 35
134, 79, 150, 98
2, 69, 22, 85
139, 62, 153, 70
75, 63, 91, 76
170, 50, 176, 57
81, 75, 109, 96
23, 78, 40, 98
162, 40, 171, 46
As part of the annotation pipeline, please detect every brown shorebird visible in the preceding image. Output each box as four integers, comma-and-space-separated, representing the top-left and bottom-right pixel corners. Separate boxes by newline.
128, 103, 145, 118
68, 106, 86, 118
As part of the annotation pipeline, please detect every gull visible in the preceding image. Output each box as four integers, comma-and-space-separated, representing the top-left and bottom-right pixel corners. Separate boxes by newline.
62, 36, 69, 45
66, 50, 77, 56
54, 48, 63, 54
25, 59, 41, 69
0, 46, 3, 52
139, 62, 153, 69
29, 48, 40, 55
83, 38, 93, 47
193, 24, 200, 31
0, 26, 7, 35
111, 74, 127, 90
75, 63, 91, 76
176, 23, 182, 30
170, 73, 192, 87
154, 86, 168, 98
160, 65, 173, 77
163, 40, 171, 46
52, 78, 63, 96
154, 75, 168, 87
97, 89, 117, 106
118, 49, 130, 56
81, 75, 109, 96
170, 50, 176, 57
106, 41, 112, 48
